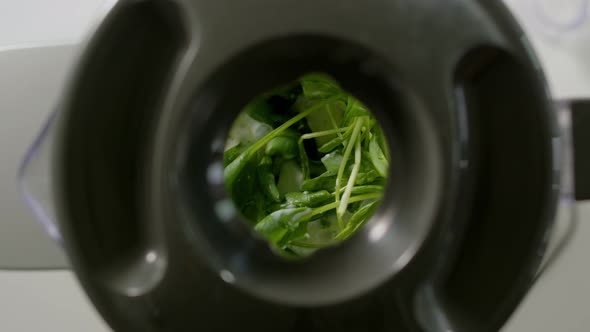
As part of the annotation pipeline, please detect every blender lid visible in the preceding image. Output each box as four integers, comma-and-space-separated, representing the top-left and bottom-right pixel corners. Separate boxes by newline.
45, 0, 562, 331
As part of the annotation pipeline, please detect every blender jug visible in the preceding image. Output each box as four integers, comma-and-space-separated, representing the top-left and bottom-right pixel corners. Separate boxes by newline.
17, 0, 589, 331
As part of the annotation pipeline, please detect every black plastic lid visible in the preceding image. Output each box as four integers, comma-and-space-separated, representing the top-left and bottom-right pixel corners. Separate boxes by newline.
53, 0, 559, 331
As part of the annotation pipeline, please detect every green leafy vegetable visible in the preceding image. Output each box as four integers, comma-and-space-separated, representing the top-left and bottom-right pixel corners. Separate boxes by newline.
223, 144, 244, 167
335, 200, 380, 241
283, 190, 332, 208
265, 135, 299, 159
224, 73, 390, 258
369, 134, 389, 177
300, 172, 337, 192
257, 156, 281, 203
254, 208, 312, 244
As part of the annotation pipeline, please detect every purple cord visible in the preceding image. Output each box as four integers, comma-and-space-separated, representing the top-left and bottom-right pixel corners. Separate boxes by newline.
17, 111, 63, 245
533, 0, 588, 32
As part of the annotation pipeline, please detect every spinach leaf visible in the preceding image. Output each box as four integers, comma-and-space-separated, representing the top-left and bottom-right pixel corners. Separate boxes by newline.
342, 96, 371, 126
317, 125, 353, 153
355, 170, 381, 185
225, 95, 341, 197
226, 155, 263, 222
369, 134, 389, 177
257, 156, 281, 203
321, 151, 343, 174
266, 135, 298, 159
300, 73, 342, 99
254, 207, 312, 244
223, 73, 390, 258
223, 144, 244, 167
300, 172, 337, 192
336, 185, 384, 196
283, 190, 332, 208
335, 201, 380, 241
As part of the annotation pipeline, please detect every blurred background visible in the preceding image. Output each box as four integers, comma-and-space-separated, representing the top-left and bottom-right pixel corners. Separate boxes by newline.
0, 0, 588, 331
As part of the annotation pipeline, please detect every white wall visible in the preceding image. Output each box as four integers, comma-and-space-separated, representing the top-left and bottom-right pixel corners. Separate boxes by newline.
504, 0, 590, 99
0, 0, 115, 50
0, 0, 117, 268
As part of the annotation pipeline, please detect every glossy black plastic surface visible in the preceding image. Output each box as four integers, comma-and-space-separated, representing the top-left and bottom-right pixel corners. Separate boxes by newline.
53, 0, 559, 331
572, 101, 590, 200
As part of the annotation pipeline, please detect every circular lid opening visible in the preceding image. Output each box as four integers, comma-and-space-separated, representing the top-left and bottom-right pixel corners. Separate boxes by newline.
222, 73, 391, 259
172, 35, 443, 306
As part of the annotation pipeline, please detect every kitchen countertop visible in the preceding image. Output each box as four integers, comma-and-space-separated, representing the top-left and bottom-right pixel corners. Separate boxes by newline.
504, 202, 590, 331
0, 202, 587, 332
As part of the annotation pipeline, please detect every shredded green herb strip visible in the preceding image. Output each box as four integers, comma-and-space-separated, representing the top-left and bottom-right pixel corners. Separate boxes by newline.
224, 73, 390, 258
